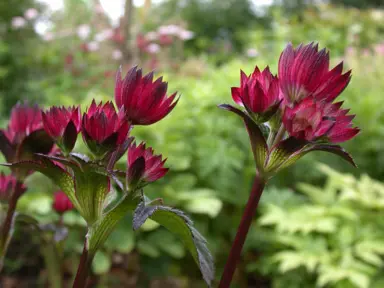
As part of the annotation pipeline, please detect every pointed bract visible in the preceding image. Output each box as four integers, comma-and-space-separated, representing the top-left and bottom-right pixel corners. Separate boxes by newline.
115, 66, 179, 125
231, 66, 281, 123
283, 98, 359, 143
42, 106, 81, 153
82, 100, 131, 157
127, 141, 168, 190
278, 42, 351, 104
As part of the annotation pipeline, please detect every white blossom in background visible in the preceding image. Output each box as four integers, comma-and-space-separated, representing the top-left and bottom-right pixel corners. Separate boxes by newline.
77, 25, 91, 40
178, 30, 194, 40
24, 8, 38, 20
146, 43, 160, 54
112, 49, 123, 60
246, 48, 259, 58
95, 29, 114, 42
146, 31, 158, 41
11, 17, 27, 29
87, 41, 100, 52
42, 32, 54, 41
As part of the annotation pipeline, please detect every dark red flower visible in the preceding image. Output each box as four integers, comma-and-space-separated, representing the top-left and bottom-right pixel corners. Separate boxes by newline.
136, 33, 148, 50
0, 102, 54, 166
42, 106, 81, 154
283, 98, 360, 143
231, 66, 281, 122
0, 173, 26, 202
115, 66, 178, 125
158, 34, 173, 46
53, 191, 74, 214
82, 100, 130, 157
278, 42, 351, 105
3, 102, 43, 145
126, 142, 168, 190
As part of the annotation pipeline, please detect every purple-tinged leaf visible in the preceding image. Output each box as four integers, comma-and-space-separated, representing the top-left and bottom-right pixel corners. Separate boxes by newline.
0, 130, 15, 162
62, 120, 78, 153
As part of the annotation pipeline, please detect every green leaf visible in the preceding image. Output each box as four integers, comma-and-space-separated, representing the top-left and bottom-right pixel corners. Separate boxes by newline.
219, 104, 267, 172
2, 158, 81, 214
133, 202, 214, 286
92, 250, 111, 275
73, 166, 110, 224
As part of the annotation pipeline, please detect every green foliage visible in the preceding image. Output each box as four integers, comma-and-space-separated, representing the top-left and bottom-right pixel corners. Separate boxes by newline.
252, 164, 384, 288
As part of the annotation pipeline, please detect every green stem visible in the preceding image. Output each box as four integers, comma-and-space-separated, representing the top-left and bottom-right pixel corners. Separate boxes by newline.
271, 124, 286, 147
41, 240, 63, 288
0, 181, 24, 271
218, 174, 266, 288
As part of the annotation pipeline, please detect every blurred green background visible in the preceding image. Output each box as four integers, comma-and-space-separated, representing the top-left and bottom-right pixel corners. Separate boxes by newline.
1, 0, 384, 287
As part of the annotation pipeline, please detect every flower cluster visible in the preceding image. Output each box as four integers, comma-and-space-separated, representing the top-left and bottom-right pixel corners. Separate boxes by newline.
222, 42, 359, 176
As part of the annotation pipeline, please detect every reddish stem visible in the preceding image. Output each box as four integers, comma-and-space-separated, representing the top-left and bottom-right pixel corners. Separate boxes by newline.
73, 240, 93, 288
218, 174, 266, 288
0, 181, 25, 271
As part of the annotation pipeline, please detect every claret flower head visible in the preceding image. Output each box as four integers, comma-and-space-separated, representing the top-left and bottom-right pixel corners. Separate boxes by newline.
42, 106, 81, 154
231, 66, 281, 123
283, 98, 360, 143
52, 190, 74, 214
82, 100, 131, 158
278, 42, 351, 105
0, 102, 54, 167
115, 66, 178, 125
126, 141, 168, 191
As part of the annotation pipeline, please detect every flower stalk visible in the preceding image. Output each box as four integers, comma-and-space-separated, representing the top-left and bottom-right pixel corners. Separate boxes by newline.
0, 181, 25, 271
218, 174, 266, 288
73, 239, 94, 288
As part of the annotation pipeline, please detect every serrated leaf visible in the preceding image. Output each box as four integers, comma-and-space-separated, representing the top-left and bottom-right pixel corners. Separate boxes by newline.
132, 201, 214, 286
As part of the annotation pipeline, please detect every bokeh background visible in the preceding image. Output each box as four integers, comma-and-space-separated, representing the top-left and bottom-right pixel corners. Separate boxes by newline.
1, 0, 384, 287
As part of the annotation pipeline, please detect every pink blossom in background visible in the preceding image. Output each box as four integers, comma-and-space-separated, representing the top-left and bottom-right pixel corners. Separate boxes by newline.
178, 30, 194, 40
42, 32, 54, 41
24, 8, 38, 20
374, 43, 384, 55
112, 50, 123, 60
11, 17, 26, 29
146, 43, 160, 54
77, 24, 91, 40
146, 31, 158, 41
87, 41, 100, 52
95, 29, 114, 42
246, 48, 259, 58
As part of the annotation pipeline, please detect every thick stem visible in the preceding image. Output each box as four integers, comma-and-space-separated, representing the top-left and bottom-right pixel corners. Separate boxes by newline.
73, 239, 94, 288
41, 240, 63, 288
218, 174, 266, 288
0, 182, 24, 271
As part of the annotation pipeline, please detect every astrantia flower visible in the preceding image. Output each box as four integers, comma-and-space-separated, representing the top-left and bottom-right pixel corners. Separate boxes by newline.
283, 98, 360, 143
115, 66, 178, 125
42, 106, 81, 154
53, 191, 74, 214
0, 102, 54, 165
126, 142, 168, 190
82, 100, 130, 157
0, 173, 26, 203
231, 66, 281, 122
278, 42, 351, 105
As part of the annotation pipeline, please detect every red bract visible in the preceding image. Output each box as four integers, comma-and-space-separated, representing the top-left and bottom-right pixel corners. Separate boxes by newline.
278, 42, 351, 105
231, 66, 281, 122
115, 66, 178, 125
53, 191, 74, 214
42, 106, 81, 154
126, 142, 168, 190
82, 100, 130, 157
283, 98, 360, 143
